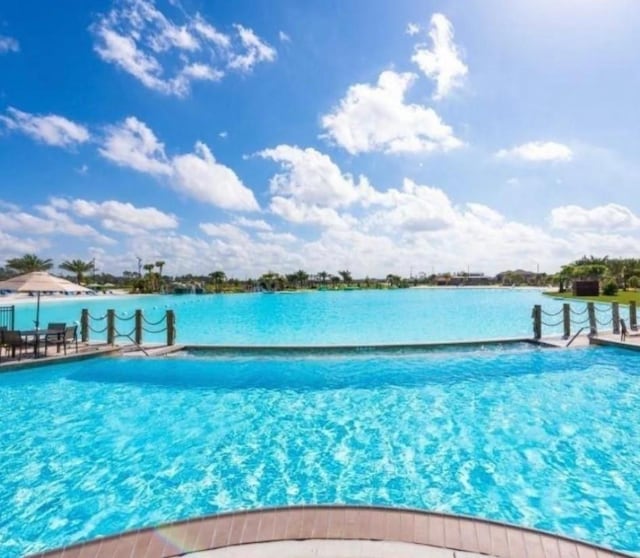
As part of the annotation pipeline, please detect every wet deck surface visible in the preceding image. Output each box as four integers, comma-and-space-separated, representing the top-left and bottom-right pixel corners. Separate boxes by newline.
32, 506, 633, 558
540, 331, 640, 350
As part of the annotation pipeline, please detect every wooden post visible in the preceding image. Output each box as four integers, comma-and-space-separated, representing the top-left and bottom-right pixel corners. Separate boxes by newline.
106, 309, 115, 345
587, 302, 597, 337
135, 309, 143, 345
532, 304, 542, 339
81, 309, 89, 343
166, 310, 176, 345
630, 301, 638, 331
612, 303, 620, 334
562, 303, 571, 339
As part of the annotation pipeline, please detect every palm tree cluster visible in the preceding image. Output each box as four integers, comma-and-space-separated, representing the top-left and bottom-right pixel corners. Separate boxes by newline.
554, 256, 640, 293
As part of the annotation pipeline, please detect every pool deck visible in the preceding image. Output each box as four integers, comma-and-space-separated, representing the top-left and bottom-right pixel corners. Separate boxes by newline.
539, 331, 640, 350
32, 506, 634, 558
0, 342, 120, 371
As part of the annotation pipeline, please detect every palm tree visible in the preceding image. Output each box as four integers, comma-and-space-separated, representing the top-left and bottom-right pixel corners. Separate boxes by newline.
317, 271, 329, 285
60, 259, 94, 285
209, 270, 227, 292
294, 270, 309, 288
6, 254, 54, 273
155, 261, 166, 292
142, 263, 156, 292
338, 270, 352, 284
386, 274, 401, 287
259, 272, 280, 292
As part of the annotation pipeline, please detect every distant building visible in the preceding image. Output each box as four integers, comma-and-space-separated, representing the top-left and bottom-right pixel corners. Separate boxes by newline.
495, 269, 539, 285
435, 272, 495, 286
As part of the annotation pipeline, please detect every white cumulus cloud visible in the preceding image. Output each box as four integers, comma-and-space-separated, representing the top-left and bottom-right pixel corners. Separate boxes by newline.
406, 23, 420, 36
259, 145, 375, 207
270, 196, 355, 229
91, 0, 275, 97
228, 24, 277, 72
0, 107, 89, 147
100, 116, 173, 175
496, 141, 573, 162
53, 198, 179, 235
0, 203, 114, 245
321, 70, 463, 155
172, 142, 259, 211
99, 117, 258, 211
0, 34, 19, 53
411, 13, 468, 100
550, 203, 640, 231
233, 217, 272, 231
363, 179, 458, 232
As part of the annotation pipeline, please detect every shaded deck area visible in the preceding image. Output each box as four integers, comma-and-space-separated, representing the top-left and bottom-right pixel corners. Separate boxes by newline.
32, 506, 633, 558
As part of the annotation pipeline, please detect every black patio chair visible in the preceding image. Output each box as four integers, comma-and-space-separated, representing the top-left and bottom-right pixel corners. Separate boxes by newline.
2, 330, 27, 361
61, 325, 79, 355
45, 322, 66, 354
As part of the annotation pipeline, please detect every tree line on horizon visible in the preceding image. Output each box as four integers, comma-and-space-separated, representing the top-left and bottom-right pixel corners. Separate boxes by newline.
2, 253, 638, 294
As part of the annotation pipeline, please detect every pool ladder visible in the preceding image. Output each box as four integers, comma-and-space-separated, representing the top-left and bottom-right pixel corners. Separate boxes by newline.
565, 327, 588, 348
116, 333, 151, 356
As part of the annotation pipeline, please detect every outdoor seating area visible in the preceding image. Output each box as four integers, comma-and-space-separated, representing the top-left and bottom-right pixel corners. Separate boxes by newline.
0, 323, 78, 362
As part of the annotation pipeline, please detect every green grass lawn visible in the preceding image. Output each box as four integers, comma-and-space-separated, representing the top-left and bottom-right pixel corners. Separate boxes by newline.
543, 290, 640, 304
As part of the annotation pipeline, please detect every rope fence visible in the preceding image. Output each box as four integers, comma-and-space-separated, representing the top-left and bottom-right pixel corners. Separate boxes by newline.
81, 308, 176, 347
569, 306, 588, 315
541, 308, 563, 317
532, 300, 638, 340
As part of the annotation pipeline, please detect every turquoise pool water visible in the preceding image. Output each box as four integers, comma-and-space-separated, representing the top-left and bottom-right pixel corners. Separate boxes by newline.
1, 346, 640, 555
9, 288, 593, 345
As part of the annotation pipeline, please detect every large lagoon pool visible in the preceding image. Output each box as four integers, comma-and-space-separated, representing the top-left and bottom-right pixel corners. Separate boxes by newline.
9, 288, 590, 345
1, 345, 640, 555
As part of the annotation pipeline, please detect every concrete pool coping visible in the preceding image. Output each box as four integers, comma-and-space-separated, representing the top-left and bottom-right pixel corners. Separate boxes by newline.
32, 505, 635, 558
137, 337, 538, 357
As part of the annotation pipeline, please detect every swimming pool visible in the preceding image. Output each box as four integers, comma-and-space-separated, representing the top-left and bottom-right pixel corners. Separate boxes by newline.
11, 288, 584, 345
1, 345, 639, 555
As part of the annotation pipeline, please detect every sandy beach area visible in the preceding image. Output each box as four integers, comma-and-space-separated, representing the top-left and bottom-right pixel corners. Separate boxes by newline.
0, 289, 133, 306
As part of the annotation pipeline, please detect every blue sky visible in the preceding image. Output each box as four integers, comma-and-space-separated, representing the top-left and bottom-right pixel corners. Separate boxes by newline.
1, 0, 640, 278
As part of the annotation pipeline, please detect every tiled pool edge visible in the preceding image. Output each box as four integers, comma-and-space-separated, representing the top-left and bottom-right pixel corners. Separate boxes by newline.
32, 505, 635, 558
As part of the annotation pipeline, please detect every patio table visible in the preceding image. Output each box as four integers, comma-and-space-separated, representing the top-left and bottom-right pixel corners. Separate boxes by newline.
20, 329, 64, 357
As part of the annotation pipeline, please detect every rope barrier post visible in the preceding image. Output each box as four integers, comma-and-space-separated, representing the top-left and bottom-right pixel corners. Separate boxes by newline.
532, 304, 542, 340
135, 309, 143, 345
630, 301, 638, 331
166, 310, 175, 345
612, 303, 620, 335
562, 303, 571, 339
587, 302, 597, 337
107, 309, 116, 345
81, 309, 89, 343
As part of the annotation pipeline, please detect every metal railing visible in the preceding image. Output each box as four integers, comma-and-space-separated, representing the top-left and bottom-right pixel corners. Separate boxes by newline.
0, 305, 15, 330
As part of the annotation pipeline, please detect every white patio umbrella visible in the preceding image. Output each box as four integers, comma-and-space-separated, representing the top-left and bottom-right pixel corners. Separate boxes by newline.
0, 271, 93, 329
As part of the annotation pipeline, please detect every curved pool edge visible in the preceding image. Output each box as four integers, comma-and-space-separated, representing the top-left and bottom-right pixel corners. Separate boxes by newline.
32, 505, 635, 558
178, 337, 539, 354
